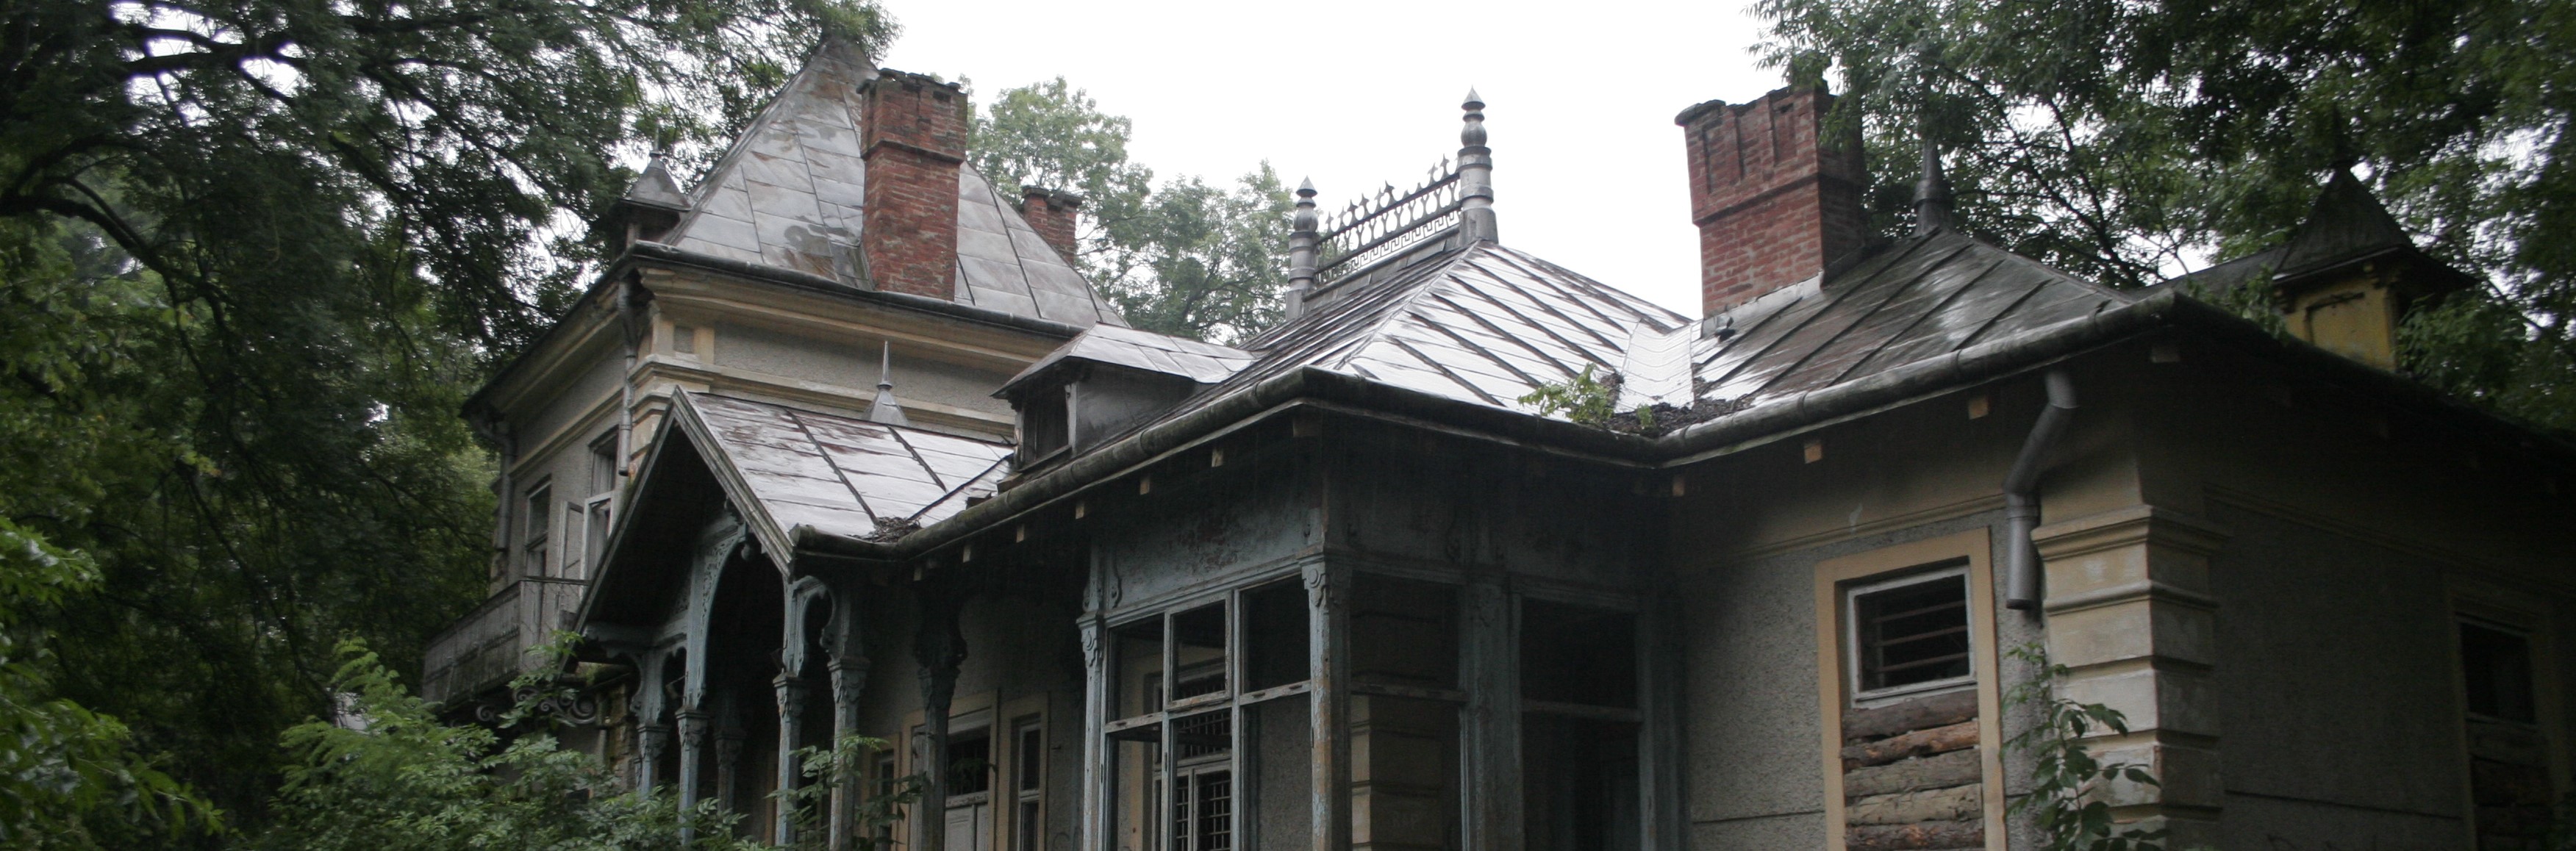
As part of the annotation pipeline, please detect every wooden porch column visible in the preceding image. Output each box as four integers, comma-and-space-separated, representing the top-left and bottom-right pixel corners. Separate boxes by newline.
826, 648, 871, 844
677, 706, 710, 842
1078, 617, 1110, 851
637, 723, 672, 791
1459, 578, 1523, 851
1306, 561, 1351, 851
821, 579, 872, 847
914, 586, 968, 851
634, 649, 672, 792
774, 673, 809, 845
2036, 506, 2230, 847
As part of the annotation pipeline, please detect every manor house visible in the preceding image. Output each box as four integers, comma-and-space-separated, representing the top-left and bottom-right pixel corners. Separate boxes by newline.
422, 39, 2576, 851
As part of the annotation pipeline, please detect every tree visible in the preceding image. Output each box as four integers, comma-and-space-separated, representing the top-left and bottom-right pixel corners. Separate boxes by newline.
259, 641, 743, 851
971, 79, 1293, 343
1759, 0, 2576, 431
0, 520, 216, 849
0, 0, 890, 827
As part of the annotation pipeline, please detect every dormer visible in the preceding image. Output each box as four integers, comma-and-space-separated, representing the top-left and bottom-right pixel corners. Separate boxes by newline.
601, 153, 690, 251
2167, 168, 2476, 370
2266, 169, 2475, 370
995, 326, 1253, 471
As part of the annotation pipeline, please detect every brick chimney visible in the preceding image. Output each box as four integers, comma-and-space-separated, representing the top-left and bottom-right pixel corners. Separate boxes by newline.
1676, 85, 1868, 316
1020, 187, 1083, 264
859, 69, 969, 298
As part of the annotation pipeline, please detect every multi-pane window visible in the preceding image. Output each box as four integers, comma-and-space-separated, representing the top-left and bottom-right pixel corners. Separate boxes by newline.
872, 750, 900, 847
1108, 583, 1313, 851
1847, 567, 1972, 699
521, 484, 551, 578
579, 433, 618, 581
1012, 719, 1045, 851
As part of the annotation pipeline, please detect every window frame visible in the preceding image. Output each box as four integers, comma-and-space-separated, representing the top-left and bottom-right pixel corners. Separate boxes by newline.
521, 481, 552, 578
1810, 528, 2006, 851
1842, 563, 1975, 705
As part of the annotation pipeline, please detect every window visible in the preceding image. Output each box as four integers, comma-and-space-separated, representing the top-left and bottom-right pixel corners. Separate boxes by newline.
1013, 719, 1045, 851
521, 484, 551, 578
1106, 584, 1311, 851
580, 433, 618, 581
673, 324, 698, 354
872, 750, 901, 848
2462, 621, 2538, 724
1847, 566, 1972, 700
1019, 388, 1069, 462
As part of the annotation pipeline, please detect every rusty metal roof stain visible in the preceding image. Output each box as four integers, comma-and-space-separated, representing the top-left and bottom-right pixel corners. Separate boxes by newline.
654, 43, 1123, 329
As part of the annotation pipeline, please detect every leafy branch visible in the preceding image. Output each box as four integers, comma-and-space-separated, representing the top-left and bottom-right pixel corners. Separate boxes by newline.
2003, 644, 2167, 851
1517, 365, 1623, 427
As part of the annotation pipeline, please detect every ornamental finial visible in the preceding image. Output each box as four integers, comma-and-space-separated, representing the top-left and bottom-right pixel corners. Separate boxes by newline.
1286, 179, 1322, 321
1458, 88, 1495, 243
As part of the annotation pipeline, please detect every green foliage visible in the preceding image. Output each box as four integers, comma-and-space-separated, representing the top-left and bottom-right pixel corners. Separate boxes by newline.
970, 79, 1292, 343
259, 640, 750, 851
0, 519, 218, 848
772, 733, 919, 851
0, 0, 890, 825
1759, 0, 2576, 431
2004, 644, 2167, 851
1517, 365, 1622, 426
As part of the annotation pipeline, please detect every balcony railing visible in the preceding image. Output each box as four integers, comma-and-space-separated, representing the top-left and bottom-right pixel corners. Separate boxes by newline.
420, 577, 588, 708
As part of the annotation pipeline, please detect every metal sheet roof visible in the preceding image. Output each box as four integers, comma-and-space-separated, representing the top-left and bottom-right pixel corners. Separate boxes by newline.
1150, 241, 1692, 427
684, 392, 1012, 546
656, 43, 1123, 328
1082, 231, 2129, 452
1693, 231, 2132, 406
1001, 324, 1256, 394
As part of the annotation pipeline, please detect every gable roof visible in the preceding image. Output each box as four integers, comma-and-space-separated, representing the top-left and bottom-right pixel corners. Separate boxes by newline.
674, 391, 1011, 563
655, 42, 1124, 328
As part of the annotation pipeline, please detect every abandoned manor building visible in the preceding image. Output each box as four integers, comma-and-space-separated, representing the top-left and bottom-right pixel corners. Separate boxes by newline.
418, 40, 2576, 851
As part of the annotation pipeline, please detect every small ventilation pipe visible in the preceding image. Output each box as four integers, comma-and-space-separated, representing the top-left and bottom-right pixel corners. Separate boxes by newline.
2003, 368, 2077, 610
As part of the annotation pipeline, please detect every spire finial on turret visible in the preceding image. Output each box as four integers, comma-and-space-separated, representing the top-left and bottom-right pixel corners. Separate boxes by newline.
1912, 128, 1954, 236
1285, 179, 1321, 321
1458, 87, 1496, 243
866, 341, 909, 426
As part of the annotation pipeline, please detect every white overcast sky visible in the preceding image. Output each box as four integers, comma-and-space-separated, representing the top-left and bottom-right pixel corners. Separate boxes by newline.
873, 0, 1783, 318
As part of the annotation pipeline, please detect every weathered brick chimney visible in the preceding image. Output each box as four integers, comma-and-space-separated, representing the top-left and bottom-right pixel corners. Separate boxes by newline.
1676, 85, 1868, 316
1020, 187, 1083, 264
859, 69, 968, 298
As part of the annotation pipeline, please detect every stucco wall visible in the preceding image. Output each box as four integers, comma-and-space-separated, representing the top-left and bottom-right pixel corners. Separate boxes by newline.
2208, 503, 2473, 846
714, 320, 1017, 420
1674, 511, 2042, 850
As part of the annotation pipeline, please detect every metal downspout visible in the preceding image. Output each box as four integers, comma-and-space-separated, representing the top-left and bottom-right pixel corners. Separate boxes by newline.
2004, 369, 2077, 610
617, 278, 643, 478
